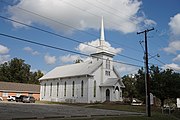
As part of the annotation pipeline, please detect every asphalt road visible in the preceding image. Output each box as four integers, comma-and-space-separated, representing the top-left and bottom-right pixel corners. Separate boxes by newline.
0, 101, 143, 120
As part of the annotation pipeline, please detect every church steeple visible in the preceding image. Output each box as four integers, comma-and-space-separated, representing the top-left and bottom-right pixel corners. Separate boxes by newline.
100, 16, 105, 41
91, 16, 114, 58
99, 16, 106, 52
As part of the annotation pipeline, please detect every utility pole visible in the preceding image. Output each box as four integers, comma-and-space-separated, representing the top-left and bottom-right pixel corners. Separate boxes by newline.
137, 28, 154, 117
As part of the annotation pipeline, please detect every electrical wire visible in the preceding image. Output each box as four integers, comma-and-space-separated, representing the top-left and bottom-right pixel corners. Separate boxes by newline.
1, 0, 176, 71
0, 32, 143, 68
82, 0, 140, 27
0, 0, 144, 56
0, 15, 144, 63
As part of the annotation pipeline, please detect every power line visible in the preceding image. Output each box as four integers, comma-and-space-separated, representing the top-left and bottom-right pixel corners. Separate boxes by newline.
152, 56, 180, 72
0, 15, 144, 63
1, 0, 174, 70
61, 0, 134, 32
95, 0, 138, 22
0, 0, 144, 56
0, 0, 98, 39
83, 0, 140, 27
0, 32, 143, 68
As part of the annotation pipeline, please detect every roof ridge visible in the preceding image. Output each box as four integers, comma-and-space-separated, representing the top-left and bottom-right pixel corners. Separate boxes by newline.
0, 81, 39, 86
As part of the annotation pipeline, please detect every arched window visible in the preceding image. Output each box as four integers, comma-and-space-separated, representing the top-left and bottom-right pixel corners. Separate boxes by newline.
81, 80, 84, 97
50, 83, 52, 96
64, 82, 66, 97
72, 81, 75, 97
94, 80, 96, 97
57, 82, 59, 97
44, 83, 46, 97
106, 58, 110, 69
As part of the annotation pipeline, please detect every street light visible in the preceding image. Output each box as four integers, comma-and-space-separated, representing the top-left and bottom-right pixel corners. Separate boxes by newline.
149, 54, 160, 59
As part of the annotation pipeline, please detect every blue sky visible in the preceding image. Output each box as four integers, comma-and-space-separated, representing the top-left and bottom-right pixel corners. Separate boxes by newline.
0, 0, 180, 76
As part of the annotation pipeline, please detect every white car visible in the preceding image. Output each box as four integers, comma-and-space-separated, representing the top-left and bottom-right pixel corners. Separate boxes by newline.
0, 97, 3, 101
7, 96, 16, 101
131, 98, 143, 106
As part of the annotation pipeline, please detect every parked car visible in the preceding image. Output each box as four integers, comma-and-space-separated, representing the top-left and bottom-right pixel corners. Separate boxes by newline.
7, 96, 16, 101
15, 95, 27, 102
0, 97, 3, 101
22, 96, 35, 103
131, 98, 143, 106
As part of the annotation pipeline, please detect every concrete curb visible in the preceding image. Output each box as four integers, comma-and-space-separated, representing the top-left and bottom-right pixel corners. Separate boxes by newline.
11, 113, 145, 119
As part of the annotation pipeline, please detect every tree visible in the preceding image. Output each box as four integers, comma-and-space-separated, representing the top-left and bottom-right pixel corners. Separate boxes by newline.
135, 68, 146, 102
122, 75, 137, 103
29, 70, 44, 84
150, 66, 180, 107
0, 58, 43, 84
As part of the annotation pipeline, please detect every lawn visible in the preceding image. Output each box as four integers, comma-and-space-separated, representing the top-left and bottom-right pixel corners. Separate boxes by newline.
85, 103, 180, 120
38, 101, 180, 120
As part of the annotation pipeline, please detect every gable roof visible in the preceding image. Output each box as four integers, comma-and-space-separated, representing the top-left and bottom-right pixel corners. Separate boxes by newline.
0, 81, 40, 93
100, 78, 118, 87
100, 78, 125, 88
39, 60, 103, 80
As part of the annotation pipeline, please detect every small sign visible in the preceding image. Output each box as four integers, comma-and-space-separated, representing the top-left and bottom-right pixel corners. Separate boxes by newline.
177, 98, 180, 108
150, 93, 154, 105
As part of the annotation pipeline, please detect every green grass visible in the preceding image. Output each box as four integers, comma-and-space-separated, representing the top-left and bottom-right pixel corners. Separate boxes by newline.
37, 101, 180, 120
86, 103, 146, 112
85, 103, 180, 120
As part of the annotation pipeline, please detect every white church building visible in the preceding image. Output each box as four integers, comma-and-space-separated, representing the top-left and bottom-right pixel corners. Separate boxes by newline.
39, 18, 125, 103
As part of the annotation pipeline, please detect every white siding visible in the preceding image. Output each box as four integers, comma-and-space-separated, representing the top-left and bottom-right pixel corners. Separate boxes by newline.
40, 77, 89, 103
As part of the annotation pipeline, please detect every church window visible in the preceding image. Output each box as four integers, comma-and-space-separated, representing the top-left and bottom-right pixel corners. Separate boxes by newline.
64, 82, 66, 97
105, 71, 110, 76
57, 82, 59, 97
44, 83, 46, 96
106, 58, 110, 69
50, 83, 52, 96
72, 81, 75, 97
120, 90, 122, 98
94, 80, 96, 97
81, 80, 84, 97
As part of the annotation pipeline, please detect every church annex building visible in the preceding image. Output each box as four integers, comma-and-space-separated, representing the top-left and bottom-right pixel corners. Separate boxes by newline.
39, 17, 125, 103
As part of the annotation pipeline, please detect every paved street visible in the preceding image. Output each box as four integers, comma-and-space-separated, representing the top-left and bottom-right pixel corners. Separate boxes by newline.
0, 102, 143, 120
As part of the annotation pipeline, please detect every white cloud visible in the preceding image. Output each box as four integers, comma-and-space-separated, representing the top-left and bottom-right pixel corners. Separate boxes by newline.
7, 0, 156, 34
60, 54, 81, 63
76, 39, 123, 54
60, 54, 90, 64
30, 69, 46, 74
169, 13, 180, 36
162, 63, 180, 71
173, 54, 180, 62
23, 46, 40, 55
143, 19, 157, 28
163, 41, 180, 54
0, 45, 10, 64
0, 55, 10, 64
114, 63, 139, 76
44, 54, 56, 65
0, 44, 10, 54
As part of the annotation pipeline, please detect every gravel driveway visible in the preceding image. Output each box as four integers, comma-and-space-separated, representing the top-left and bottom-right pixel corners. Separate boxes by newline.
0, 102, 143, 120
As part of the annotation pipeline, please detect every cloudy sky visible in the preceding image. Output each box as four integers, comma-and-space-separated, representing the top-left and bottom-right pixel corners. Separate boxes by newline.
0, 0, 179, 75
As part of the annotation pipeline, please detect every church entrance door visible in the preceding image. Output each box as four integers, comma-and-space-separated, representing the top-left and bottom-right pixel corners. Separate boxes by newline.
106, 89, 110, 102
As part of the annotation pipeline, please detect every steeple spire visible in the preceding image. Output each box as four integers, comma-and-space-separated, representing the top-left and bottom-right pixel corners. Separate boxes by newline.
100, 16, 105, 41
99, 16, 106, 51
90, 16, 115, 57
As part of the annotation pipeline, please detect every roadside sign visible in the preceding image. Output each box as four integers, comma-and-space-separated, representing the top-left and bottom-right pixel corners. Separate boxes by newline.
177, 98, 180, 108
